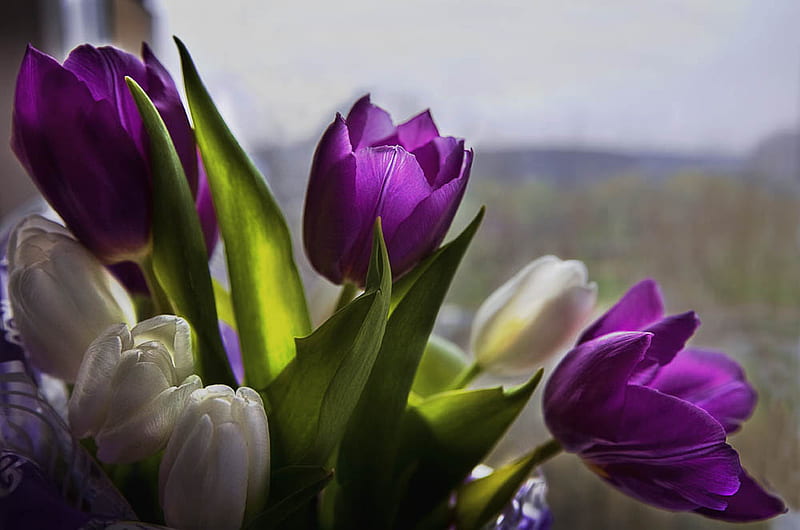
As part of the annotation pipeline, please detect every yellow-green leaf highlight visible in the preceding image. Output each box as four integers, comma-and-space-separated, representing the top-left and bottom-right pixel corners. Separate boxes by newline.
176, 38, 310, 388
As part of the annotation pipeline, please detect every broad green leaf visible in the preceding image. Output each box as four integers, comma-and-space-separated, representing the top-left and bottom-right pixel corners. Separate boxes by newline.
455, 439, 562, 530
263, 222, 391, 468
176, 38, 310, 388
411, 334, 470, 398
212, 279, 236, 328
245, 466, 333, 530
329, 210, 483, 529
393, 370, 543, 529
126, 78, 234, 387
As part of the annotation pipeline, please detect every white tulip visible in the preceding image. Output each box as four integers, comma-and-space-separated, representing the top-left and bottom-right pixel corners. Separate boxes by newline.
6, 215, 137, 382
160, 384, 270, 530
68, 315, 201, 463
471, 255, 597, 376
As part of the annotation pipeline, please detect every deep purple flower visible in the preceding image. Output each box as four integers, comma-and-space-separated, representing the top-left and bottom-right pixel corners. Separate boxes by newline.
303, 95, 472, 285
543, 280, 786, 522
11, 43, 217, 264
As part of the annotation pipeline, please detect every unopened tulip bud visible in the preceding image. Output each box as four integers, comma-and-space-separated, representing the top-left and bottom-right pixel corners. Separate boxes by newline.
471, 255, 597, 376
304, 95, 472, 286
68, 315, 201, 463
7, 215, 137, 382
160, 384, 269, 530
12, 43, 218, 263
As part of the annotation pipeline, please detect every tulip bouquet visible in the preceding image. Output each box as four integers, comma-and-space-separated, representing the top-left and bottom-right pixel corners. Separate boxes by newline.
0, 37, 787, 530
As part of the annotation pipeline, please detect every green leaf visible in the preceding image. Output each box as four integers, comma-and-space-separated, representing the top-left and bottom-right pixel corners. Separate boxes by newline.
125, 78, 235, 387
245, 466, 333, 530
393, 370, 543, 529
263, 222, 391, 468
212, 279, 236, 329
176, 38, 310, 388
455, 439, 562, 530
411, 334, 470, 398
329, 210, 483, 529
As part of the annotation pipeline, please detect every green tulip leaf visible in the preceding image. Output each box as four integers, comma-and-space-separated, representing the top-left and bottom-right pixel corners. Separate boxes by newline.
411, 334, 470, 398
176, 38, 310, 388
455, 439, 562, 530
393, 369, 543, 529
244, 465, 333, 530
329, 209, 483, 529
126, 78, 235, 387
263, 221, 391, 468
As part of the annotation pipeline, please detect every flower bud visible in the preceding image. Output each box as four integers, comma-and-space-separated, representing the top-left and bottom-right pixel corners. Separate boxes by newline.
12, 43, 217, 263
471, 255, 597, 376
7, 215, 137, 382
159, 385, 270, 530
303, 95, 472, 286
68, 315, 201, 463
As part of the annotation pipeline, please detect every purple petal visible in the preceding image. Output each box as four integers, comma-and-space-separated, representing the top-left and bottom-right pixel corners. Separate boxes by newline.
195, 157, 219, 256
345, 95, 396, 150
303, 117, 361, 283
391, 109, 440, 152
584, 385, 741, 511
629, 311, 701, 385
578, 279, 664, 344
142, 43, 198, 191
543, 332, 652, 452
62, 44, 148, 151
385, 150, 471, 277
108, 261, 149, 295
412, 137, 465, 187
219, 321, 244, 384
12, 46, 151, 261
648, 348, 757, 433
342, 146, 431, 283
695, 470, 787, 522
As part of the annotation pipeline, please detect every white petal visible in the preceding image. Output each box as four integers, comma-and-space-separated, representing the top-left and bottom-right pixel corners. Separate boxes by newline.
234, 387, 270, 516
96, 375, 202, 464
68, 325, 128, 437
132, 315, 193, 380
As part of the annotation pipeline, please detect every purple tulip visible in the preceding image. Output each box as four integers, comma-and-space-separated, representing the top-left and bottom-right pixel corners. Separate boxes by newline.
303, 95, 472, 285
543, 280, 786, 522
11, 43, 217, 264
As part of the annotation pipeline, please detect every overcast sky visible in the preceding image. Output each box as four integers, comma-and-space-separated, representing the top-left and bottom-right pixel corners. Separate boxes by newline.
154, 0, 800, 155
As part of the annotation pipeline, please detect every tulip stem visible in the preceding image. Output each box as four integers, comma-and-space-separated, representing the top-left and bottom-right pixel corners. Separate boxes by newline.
531, 438, 563, 465
335, 282, 359, 312
138, 254, 173, 316
447, 362, 482, 390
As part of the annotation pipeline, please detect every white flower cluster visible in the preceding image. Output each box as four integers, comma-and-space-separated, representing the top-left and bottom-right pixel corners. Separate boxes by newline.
6, 215, 270, 530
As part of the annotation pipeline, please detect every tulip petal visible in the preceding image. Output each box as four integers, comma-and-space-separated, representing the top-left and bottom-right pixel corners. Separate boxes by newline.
392, 109, 440, 152
195, 158, 219, 255
96, 374, 202, 463
346, 94, 396, 150
629, 311, 701, 385
233, 387, 270, 516
648, 348, 757, 433
68, 325, 130, 437
343, 146, 431, 282
412, 137, 464, 187
543, 332, 652, 451
12, 46, 151, 261
695, 469, 787, 522
63, 44, 148, 150
304, 153, 360, 284
142, 42, 199, 191
385, 149, 471, 278
131, 315, 193, 381
584, 385, 741, 511
578, 279, 664, 344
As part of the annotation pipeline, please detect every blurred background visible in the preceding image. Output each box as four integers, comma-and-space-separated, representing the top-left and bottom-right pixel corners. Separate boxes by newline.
1, 1, 798, 528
